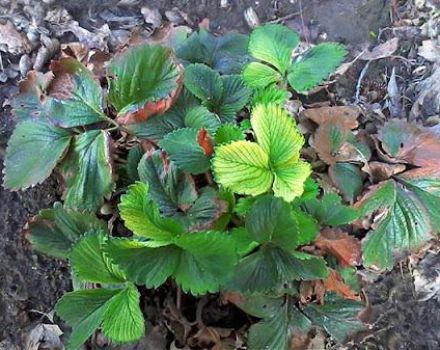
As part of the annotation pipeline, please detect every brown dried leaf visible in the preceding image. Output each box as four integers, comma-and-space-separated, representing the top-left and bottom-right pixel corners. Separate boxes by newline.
197, 128, 214, 156
360, 37, 399, 61
315, 228, 361, 267
362, 161, 406, 182
304, 106, 360, 128
323, 269, 361, 300
0, 21, 32, 55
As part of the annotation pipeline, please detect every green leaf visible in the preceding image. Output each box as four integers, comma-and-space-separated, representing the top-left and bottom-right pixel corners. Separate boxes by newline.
217, 75, 251, 120
184, 63, 223, 105
160, 128, 211, 174
212, 140, 273, 196
105, 238, 180, 288
70, 231, 126, 284
303, 293, 364, 343
119, 182, 184, 241
251, 101, 304, 166
107, 232, 238, 295
173, 231, 238, 294
47, 58, 106, 128
125, 144, 144, 182
56, 288, 119, 350
214, 124, 244, 145
248, 298, 311, 350
288, 43, 347, 92
101, 284, 145, 342
230, 227, 259, 256
304, 193, 360, 226
4, 121, 71, 190
108, 44, 182, 122
291, 206, 319, 245
248, 24, 300, 73
243, 62, 282, 89
245, 195, 299, 249
184, 106, 221, 134
27, 202, 107, 259
251, 86, 289, 106
177, 30, 249, 74
61, 130, 114, 212
272, 160, 312, 202
329, 163, 363, 203
138, 151, 197, 216
228, 246, 327, 294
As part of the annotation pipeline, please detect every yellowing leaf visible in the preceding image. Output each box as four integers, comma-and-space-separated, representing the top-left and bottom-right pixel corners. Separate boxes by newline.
273, 160, 311, 202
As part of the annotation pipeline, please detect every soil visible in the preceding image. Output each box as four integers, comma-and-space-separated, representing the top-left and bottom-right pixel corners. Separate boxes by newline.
0, 0, 439, 349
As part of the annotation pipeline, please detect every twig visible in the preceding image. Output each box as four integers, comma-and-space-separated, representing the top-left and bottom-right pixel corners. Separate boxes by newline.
355, 61, 370, 104
269, 11, 300, 24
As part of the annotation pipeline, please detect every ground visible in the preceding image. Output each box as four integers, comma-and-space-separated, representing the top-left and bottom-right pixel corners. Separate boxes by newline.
0, 0, 439, 349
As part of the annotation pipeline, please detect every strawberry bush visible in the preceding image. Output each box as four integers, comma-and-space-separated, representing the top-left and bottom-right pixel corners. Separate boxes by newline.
4, 23, 440, 349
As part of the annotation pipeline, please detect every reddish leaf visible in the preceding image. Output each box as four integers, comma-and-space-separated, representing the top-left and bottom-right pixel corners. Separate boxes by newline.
322, 269, 360, 300
197, 128, 214, 156
315, 228, 361, 267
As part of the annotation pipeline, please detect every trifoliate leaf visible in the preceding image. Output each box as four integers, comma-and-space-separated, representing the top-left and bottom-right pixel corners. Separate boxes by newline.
108, 44, 183, 124
47, 58, 106, 127
56, 288, 120, 350
107, 231, 238, 295
27, 202, 107, 259
212, 140, 273, 196
288, 43, 347, 92
329, 163, 363, 203
105, 238, 180, 288
184, 63, 223, 105
70, 231, 126, 284
119, 182, 184, 241
248, 298, 311, 350
248, 24, 300, 73
4, 121, 71, 190
303, 293, 364, 343
245, 195, 299, 250
357, 179, 434, 269
228, 246, 327, 294
101, 283, 145, 342
160, 128, 211, 174
242, 62, 282, 89
304, 193, 360, 226
138, 151, 197, 216
176, 29, 249, 74
214, 124, 244, 145
184, 106, 221, 134
217, 75, 250, 121
61, 130, 114, 212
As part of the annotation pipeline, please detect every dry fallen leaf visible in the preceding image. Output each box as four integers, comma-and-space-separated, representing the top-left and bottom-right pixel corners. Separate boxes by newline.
361, 161, 406, 182
360, 37, 399, 61
323, 269, 361, 300
315, 228, 362, 267
304, 106, 360, 128
0, 20, 32, 55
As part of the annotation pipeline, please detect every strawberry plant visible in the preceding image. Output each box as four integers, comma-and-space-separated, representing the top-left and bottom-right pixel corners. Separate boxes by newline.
3, 23, 393, 350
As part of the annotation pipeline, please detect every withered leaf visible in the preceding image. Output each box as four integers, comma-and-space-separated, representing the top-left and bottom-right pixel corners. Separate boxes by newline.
197, 128, 214, 156
362, 161, 406, 182
315, 228, 361, 267
322, 270, 360, 301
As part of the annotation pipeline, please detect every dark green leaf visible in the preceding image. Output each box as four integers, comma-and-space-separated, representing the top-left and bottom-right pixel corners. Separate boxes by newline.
27, 202, 107, 259
184, 63, 223, 106
214, 124, 244, 145
125, 144, 144, 182
184, 105, 221, 134
217, 75, 250, 121
61, 130, 114, 212
329, 163, 363, 203
4, 121, 71, 190
160, 128, 211, 174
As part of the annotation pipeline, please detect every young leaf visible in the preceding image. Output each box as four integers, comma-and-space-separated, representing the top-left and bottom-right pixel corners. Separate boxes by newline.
27, 202, 107, 259
251, 86, 289, 106
47, 58, 106, 127
160, 128, 211, 174
303, 293, 364, 343
4, 121, 71, 190
184, 63, 223, 105
242, 62, 282, 89
214, 124, 244, 145
101, 283, 145, 342
56, 288, 120, 350
304, 193, 360, 226
108, 44, 183, 124
70, 230, 126, 284
287, 43, 347, 92
119, 182, 184, 241
248, 24, 300, 73
176, 30, 249, 74
61, 130, 114, 212
212, 140, 273, 196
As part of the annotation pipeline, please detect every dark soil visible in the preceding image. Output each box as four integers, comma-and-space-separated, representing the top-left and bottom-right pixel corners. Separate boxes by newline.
1, 0, 439, 349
